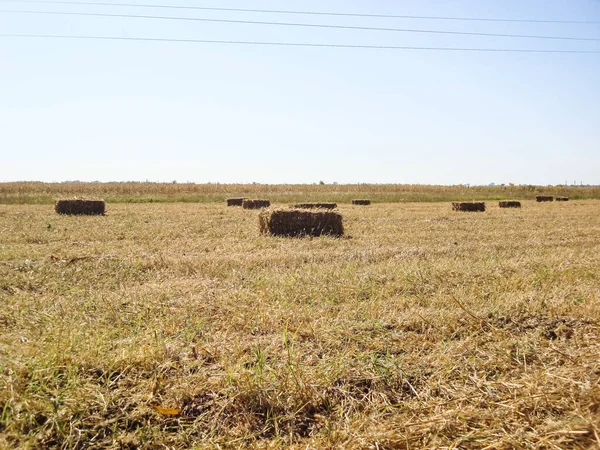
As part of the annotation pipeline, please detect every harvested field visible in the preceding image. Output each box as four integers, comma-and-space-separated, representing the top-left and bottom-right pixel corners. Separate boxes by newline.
227, 198, 245, 206
352, 199, 371, 205
242, 199, 271, 209
55, 199, 105, 215
499, 200, 522, 208
537, 196, 554, 202
452, 201, 486, 212
259, 208, 344, 237
292, 203, 337, 210
1, 200, 599, 448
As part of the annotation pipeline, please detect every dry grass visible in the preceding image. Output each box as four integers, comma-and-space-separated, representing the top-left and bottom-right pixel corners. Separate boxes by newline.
1, 200, 599, 448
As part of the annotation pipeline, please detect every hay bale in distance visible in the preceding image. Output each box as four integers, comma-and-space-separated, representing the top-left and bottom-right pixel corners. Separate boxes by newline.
536, 196, 554, 202
555, 197, 569, 202
292, 203, 337, 210
499, 201, 521, 208
227, 198, 245, 207
352, 199, 371, 206
259, 208, 344, 237
55, 199, 105, 216
452, 202, 486, 212
243, 199, 271, 210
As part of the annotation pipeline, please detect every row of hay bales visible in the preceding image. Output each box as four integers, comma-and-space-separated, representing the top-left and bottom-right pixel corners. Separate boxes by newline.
537, 196, 569, 202
52, 198, 362, 216
452, 197, 569, 212
228, 199, 345, 237
228, 200, 370, 237
55, 197, 567, 216
53, 197, 346, 238
227, 198, 370, 209
53, 196, 570, 239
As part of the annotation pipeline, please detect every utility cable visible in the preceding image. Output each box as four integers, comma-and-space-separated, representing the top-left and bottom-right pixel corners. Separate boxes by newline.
3, 9, 599, 42
1, 0, 598, 25
2, 33, 599, 53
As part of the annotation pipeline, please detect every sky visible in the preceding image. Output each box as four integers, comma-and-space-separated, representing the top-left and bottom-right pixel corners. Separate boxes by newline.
1, 0, 599, 185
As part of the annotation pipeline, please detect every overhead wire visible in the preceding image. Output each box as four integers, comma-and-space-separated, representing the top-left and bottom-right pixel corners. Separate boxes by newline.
2, 9, 599, 42
2, 34, 599, 53
1, 0, 598, 25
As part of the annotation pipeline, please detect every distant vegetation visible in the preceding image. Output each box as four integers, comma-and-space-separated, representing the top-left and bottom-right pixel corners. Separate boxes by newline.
1, 182, 598, 204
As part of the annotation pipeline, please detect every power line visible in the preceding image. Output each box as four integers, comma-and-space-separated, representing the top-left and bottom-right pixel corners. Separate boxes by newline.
1, 0, 599, 25
3, 9, 600, 42
2, 34, 599, 53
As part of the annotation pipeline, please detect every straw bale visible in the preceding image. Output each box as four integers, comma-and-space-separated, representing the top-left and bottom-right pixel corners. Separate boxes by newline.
452, 202, 486, 212
259, 208, 344, 237
536, 196, 554, 202
227, 198, 245, 207
243, 199, 271, 210
499, 201, 521, 208
55, 199, 105, 216
291, 203, 337, 210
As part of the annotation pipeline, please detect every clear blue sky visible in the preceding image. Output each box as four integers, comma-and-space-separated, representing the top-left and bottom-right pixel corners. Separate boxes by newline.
1, 0, 599, 185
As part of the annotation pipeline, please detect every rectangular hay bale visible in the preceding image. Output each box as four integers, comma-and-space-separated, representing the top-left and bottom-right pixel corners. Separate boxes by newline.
243, 199, 271, 210
499, 201, 521, 208
259, 208, 344, 237
291, 203, 337, 210
452, 201, 486, 212
55, 199, 106, 216
352, 199, 371, 206
227, 198, 245, 207
536, 196, 554, 202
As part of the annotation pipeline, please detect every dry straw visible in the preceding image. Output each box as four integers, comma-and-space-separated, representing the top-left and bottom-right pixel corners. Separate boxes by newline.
55, 199, 105, 216
227, 198, 245, 207
536, 196, 554, 202
352, 199, 371, 205
259, 208, 344, 237
242, 199, 271, 210
555, 197, 569, 202
499, 201, 521, 208
452, 201, 486, 212
292, 203, 337, 210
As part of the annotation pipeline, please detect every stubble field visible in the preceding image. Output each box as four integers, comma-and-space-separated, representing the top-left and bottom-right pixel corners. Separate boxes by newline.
1, 200, 599, 449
